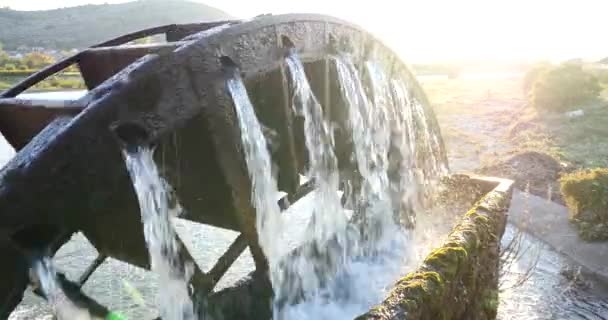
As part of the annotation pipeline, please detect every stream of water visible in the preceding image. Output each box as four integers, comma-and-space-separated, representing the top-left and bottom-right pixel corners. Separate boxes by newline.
498, 225, 608, 320
124, 148, 196, 320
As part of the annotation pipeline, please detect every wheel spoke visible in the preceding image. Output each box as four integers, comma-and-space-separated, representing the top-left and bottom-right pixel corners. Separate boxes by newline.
77, 254, 107, 288
205, 234, 248, 292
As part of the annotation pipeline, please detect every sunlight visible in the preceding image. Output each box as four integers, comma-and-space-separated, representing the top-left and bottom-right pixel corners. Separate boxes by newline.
4, 0, 607, 62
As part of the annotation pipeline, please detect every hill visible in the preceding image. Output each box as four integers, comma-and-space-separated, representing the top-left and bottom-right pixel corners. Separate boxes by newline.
0, 0, 232, 50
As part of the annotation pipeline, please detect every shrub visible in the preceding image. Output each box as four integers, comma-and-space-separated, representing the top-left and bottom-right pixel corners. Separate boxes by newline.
530, 64, 600, 112
522, 63, 551, 95
560, 168, 608, 241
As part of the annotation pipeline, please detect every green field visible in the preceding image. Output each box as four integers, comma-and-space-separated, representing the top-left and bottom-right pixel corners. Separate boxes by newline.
0, 72, 84, 92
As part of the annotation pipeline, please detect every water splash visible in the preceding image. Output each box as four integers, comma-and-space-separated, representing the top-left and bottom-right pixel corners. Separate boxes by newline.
124, 147, 196, 320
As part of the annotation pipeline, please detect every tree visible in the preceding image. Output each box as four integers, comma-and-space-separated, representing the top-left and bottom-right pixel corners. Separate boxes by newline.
22, 52, 55, 69
530, 64, 601, 112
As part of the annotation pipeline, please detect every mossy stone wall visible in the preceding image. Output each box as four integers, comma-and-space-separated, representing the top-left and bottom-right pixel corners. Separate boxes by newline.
356, 178, 512, 320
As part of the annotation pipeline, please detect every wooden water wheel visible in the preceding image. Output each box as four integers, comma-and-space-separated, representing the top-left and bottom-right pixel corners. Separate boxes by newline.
0, 14, 447, 319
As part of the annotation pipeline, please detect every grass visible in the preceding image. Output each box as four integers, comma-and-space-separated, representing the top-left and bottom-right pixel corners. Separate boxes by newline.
0, 73, 85, 92
31, 76, 85, 91
546, 105, 608, 167
510, 103, 608, 168
422, 75, 608, 171
0, 69, 81, 77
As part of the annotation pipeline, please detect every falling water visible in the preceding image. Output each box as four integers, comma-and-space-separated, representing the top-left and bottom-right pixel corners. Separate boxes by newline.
390, 79, 426, 221
281, 54, 415, 319
225, 72, 283, 265
124, 147, 196, 320
392, 79, 448, 182
224, 48, 452, 319
30, 257, 96, 320
275, 54, 354, 315
335, 58, 398, 244
285, 53, 345, 246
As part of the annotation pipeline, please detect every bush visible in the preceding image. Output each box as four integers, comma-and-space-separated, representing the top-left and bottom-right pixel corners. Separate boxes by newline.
522, 63, 551, 95
560, 168, 608, 241
530, 64, 601, 112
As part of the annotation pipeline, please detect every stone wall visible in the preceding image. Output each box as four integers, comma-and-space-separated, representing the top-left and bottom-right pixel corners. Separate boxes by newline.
356, 176, 513, 320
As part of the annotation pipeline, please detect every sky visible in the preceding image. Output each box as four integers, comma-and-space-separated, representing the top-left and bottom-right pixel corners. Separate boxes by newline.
2, 0, 608, 63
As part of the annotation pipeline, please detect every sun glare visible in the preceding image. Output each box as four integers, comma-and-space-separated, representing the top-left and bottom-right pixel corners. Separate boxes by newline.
4, 0, 607, 62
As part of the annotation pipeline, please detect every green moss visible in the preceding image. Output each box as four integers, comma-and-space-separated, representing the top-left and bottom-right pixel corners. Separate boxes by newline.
396, 279, 432, 303
446, 219, 482, 253
473, 214, 490, 224
380, 271, 449, 316
561, 168, 608, 241
464, 206, 480, 218
366, 304, 389, 316
464, 207, 494, 226
424, 246, 468, 278
481, 289, 499, 315
401, 271, 445, 285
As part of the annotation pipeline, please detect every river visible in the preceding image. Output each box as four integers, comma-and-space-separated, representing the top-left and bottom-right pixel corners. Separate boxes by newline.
3, 90, 608, 319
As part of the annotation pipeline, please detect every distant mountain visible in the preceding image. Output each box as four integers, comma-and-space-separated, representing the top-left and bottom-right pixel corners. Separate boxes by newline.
0, 0, 232, 50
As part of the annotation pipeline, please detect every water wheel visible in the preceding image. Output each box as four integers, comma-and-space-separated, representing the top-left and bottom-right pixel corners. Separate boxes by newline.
0, 14, 447, 319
